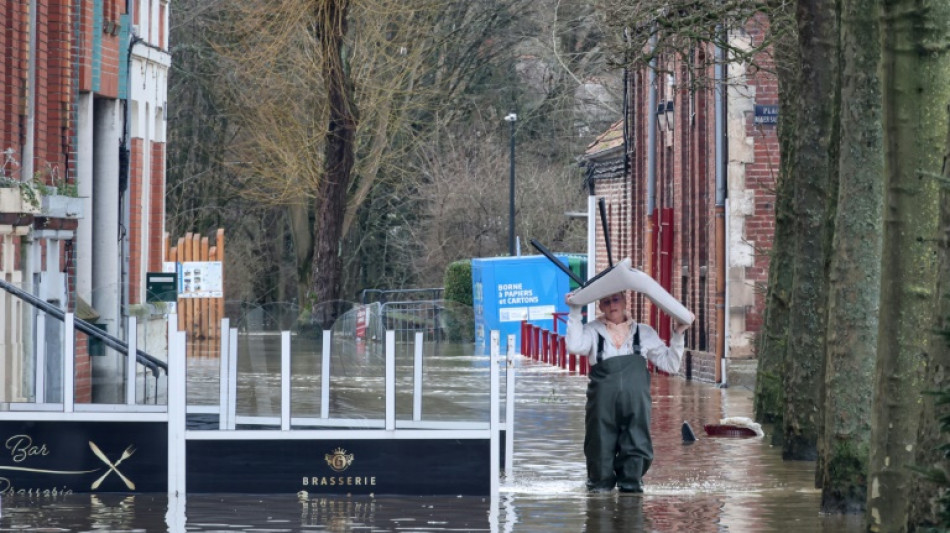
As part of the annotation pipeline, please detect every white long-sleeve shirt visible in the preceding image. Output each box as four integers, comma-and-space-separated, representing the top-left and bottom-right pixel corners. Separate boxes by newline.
565, 306, 685, 375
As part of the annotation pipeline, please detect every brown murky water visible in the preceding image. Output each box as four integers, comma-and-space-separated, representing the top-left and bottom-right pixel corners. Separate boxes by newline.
0, 337, 866, 532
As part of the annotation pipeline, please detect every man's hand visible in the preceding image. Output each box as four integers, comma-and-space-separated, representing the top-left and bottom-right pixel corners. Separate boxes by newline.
564, 291, 575, 306
673, 322, 690, 335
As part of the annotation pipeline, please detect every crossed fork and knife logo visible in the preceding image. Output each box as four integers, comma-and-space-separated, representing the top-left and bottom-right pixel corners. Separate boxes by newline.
88, 441, 136, 490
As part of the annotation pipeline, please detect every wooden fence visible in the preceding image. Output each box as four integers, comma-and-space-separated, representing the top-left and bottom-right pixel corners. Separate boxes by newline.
165, 229, 224, 357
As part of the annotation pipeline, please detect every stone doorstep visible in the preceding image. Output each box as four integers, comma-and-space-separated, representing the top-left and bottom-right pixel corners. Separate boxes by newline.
726, 358, 757, 389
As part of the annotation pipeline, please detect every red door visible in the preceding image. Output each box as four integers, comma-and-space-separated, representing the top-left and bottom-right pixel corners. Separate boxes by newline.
651, 208, 674, 343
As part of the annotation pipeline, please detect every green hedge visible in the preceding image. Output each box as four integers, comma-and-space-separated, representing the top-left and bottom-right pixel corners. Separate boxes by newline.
442, 260, 474, 342
443, 259, 472, 306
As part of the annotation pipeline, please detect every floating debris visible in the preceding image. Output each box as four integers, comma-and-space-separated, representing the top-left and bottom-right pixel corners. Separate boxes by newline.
704, 417, 764, 438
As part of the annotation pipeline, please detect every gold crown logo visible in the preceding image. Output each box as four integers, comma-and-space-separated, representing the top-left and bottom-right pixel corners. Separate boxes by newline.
325, 447, 354, 472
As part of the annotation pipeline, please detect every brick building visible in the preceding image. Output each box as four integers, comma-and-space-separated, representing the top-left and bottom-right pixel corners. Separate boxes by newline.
579, 20, 778, 383
0, 0, 170, 403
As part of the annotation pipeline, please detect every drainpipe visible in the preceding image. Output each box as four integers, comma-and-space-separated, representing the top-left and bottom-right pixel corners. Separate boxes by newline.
21, 0, 39, 392
714, 30, 728, 385
622, 29, 631, 180
119, 25, 140, 338
586, 174, 596, 321
646, 35, 657, 279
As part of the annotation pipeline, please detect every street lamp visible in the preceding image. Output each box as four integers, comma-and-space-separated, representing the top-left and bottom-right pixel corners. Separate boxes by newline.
504, 112, 517, 256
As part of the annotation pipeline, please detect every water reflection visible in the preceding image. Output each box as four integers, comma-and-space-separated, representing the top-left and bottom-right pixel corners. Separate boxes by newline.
0, 342, 867, 532
585, 493, 648, 532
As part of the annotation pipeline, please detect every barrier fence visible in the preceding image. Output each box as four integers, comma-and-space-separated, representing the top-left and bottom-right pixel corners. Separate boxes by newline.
0, 305, 513, 498
520, 320, 589, 376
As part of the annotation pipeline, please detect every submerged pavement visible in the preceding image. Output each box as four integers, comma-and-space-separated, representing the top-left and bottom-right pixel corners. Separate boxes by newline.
0, 342, 867, 531
499, 357, 866, 532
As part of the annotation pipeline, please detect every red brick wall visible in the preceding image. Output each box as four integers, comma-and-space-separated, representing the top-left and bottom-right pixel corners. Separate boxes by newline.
127, 139, 164, 303
78, 0, 94, 90
148, 141, 165, 271
41, 0, 73, 181
1, 2, 28, 158
1, 1, 128, 403
743, 15, 779, 334
1, 1, 77, 184
601, 28, 777, 380
69, 237, 92, 403
129, 138, 144, 304
98, 19, 121, 97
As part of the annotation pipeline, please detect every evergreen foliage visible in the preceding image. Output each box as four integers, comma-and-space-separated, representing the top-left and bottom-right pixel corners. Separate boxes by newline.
443, 260, 472, 307
442, 259, 473, 342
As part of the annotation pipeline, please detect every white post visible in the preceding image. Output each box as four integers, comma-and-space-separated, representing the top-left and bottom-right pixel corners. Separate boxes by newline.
126, 316, 137, 405
35, 312, 45, 403
385, 330, 395, 431
489, 330, 500, 499
505, 334, 516, 480
413, 331, 423, 422
167, 318, 186, 497
176, 329, 187, 495
227, 327, 238, 430
165, 493, 185, 532
320, 330, 331, 419
63, 313, 75, 412
218, 318, 229, 429
280, 331, 291, 430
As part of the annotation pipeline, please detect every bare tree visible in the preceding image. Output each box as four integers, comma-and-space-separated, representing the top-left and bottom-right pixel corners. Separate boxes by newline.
411, 126, 586, 286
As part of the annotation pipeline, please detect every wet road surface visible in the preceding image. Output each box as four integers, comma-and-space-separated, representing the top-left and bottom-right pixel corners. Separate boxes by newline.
0, 339, 866, 532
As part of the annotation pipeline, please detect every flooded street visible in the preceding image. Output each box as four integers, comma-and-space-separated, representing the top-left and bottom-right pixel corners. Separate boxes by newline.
0, 337, 866, 531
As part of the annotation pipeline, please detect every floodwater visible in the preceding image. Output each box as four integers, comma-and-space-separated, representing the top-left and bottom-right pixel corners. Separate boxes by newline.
0, 336, 866, 532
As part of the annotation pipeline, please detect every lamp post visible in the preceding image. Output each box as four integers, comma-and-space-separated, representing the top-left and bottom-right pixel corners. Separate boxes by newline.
504, 113, 517, 256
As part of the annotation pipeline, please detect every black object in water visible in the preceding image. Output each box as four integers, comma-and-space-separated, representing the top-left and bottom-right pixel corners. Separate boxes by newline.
682, 421, 697, 443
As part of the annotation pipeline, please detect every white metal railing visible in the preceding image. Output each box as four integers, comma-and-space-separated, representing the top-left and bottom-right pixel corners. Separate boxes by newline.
190, 324, 514, 434
6, 313, 166, 413
0, 278, 168, 407
2, 307, 516, 500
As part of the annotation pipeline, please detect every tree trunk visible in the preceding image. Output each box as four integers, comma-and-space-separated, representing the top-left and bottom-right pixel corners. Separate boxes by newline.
908, 167, 950, 529
754, 0, 799, 432
782, 0, 839, 461
287, 203, 313, 307
818, 0, 883, 513
867, 0, 948, 528
310, 0, 357, 327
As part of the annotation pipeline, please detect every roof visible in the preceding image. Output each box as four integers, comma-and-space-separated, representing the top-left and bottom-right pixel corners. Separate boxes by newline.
584, 120, 624, 157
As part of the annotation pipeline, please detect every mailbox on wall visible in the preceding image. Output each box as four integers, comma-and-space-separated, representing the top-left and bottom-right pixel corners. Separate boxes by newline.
471, 254, 585, 352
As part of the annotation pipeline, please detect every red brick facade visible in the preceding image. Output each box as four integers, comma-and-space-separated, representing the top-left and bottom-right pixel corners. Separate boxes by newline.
130, 137, 144, 304
1, 1, 137, 403
148, 141, 165, 272
585, 22, 778, 382
126, 139, 167, 305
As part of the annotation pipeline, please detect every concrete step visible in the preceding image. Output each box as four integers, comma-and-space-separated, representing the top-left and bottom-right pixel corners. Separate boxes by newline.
726, 358, 757, 390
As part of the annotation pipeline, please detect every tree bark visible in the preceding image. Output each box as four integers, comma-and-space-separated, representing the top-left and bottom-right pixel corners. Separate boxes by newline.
818, 0, 883, 513
310, 0, 357, 327
287, 203, 313, 307
908, 162, 950, 529
867, 0, 949, 528
754, 0, 799, 431
782, 0, 839, 461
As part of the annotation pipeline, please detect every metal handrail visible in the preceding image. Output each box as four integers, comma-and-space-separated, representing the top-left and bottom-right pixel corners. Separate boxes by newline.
0, 278, 167, 374
360, 287, 444, 305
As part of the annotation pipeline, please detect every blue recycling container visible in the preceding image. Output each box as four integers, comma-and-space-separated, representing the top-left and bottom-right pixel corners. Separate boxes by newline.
472, 254, 583, 352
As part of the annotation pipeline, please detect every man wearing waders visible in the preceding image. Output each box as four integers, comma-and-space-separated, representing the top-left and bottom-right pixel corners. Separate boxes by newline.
565, 291, 688, 493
